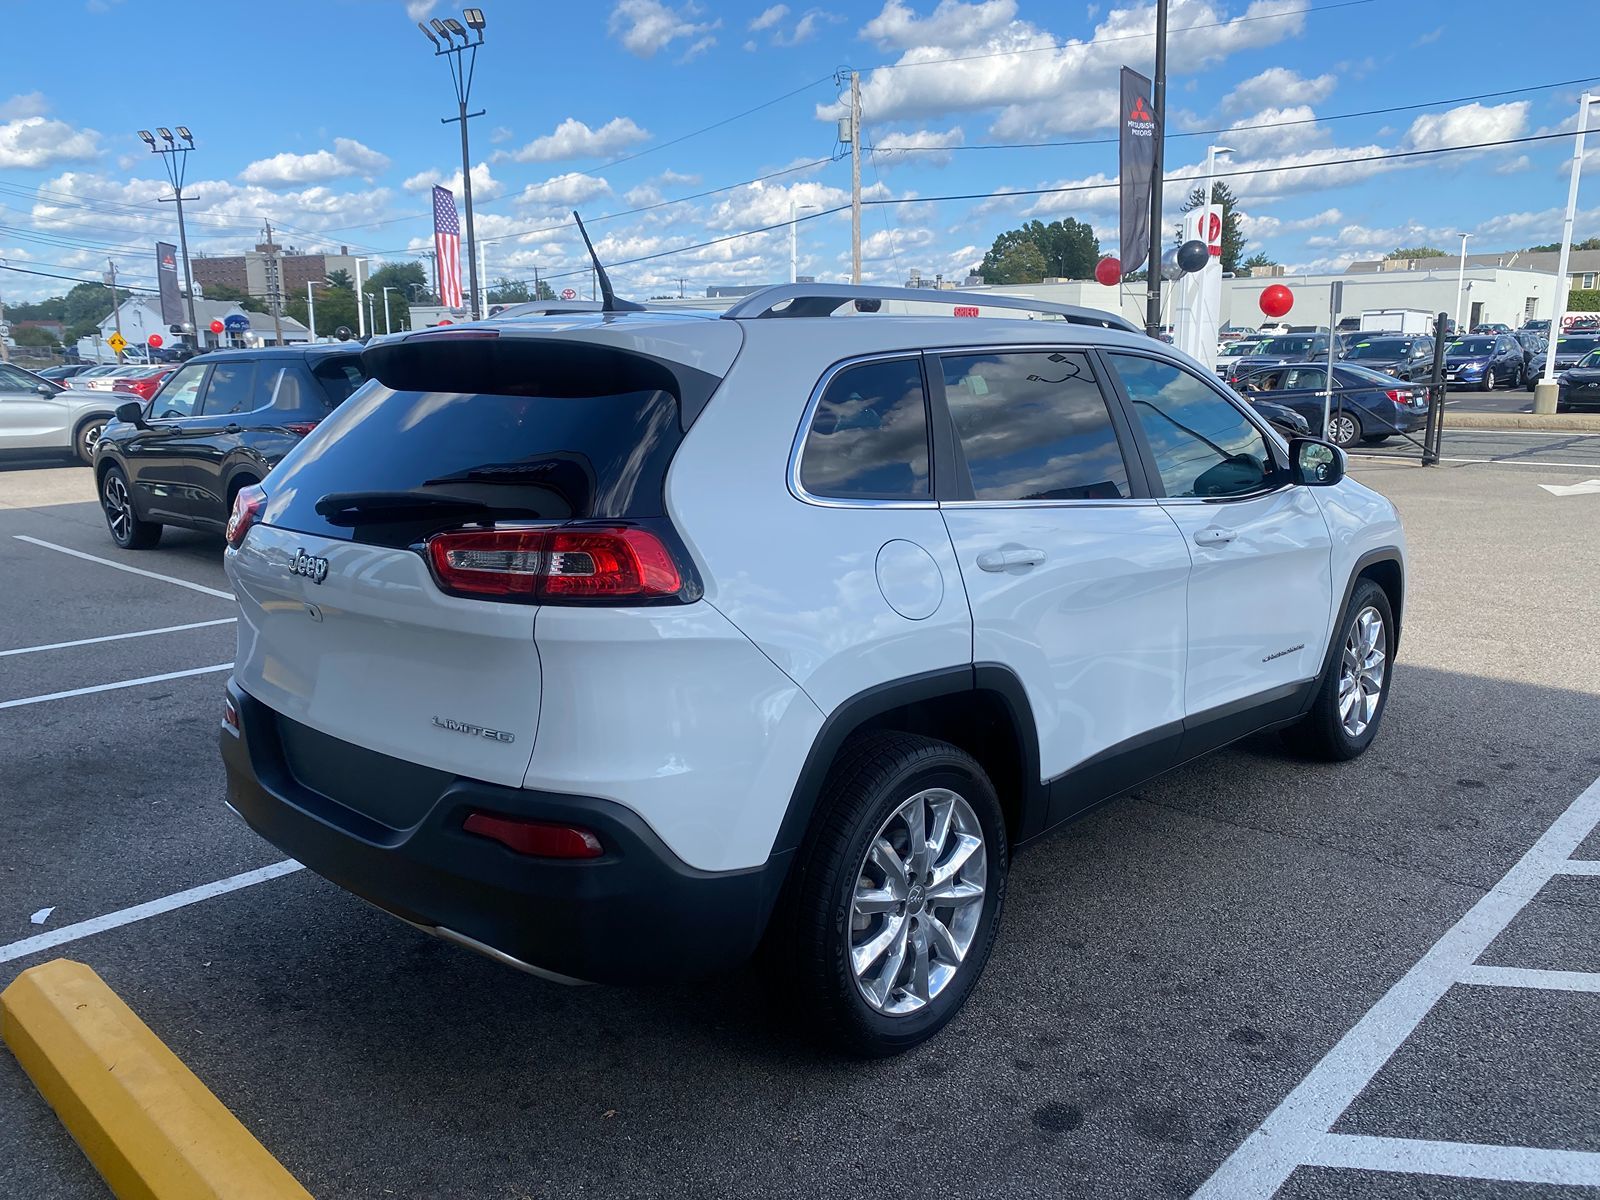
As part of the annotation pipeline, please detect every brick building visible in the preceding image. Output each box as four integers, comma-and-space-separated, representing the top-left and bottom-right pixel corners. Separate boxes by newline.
190, 242, 367, 307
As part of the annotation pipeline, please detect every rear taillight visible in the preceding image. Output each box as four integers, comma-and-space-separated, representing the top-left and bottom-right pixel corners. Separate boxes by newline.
226, 484, 267, 549
283, 420, 321, 437
463, 811, 604, 859
1385, 389, 1407, 405
425, 523, 688, 604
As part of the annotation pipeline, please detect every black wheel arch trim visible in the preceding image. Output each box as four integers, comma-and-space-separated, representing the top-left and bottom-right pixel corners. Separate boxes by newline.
1317, 547, 1404, 688
771, 663, 1048, 857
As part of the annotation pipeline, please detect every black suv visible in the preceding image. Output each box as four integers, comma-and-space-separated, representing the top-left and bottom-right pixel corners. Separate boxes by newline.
95, 346, 370, 549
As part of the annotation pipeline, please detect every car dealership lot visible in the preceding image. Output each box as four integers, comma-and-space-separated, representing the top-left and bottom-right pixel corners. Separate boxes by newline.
2, 446, 1598, 1198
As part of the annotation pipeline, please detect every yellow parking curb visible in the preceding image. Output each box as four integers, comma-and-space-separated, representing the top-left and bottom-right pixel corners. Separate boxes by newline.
2, 959, 312, 1200
1443, 409, 1600, 431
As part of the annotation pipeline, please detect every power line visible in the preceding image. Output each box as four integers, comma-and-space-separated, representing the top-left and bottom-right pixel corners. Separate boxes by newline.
873, 74, 1600, 154
0, 263, 159, 294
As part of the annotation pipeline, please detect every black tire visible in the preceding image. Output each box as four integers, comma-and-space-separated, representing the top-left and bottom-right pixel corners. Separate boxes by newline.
74, 417, 108, 466
100, 465, 161, 550
1479, 366, 1496, 392
1526, 372, 1538, 391
772, 731, 1008, 1057
1283, 578, 1394, 762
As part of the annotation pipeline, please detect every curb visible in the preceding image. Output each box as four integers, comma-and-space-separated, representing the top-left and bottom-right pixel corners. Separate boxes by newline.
1442, 410, 1600, 431
2, 959, 312, 1200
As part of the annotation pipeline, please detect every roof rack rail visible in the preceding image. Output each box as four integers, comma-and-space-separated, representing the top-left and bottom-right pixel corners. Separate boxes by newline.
717, 283, 1143, 333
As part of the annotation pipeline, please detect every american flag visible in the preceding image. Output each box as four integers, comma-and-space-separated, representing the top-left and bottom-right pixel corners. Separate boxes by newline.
433, 186, 462, 309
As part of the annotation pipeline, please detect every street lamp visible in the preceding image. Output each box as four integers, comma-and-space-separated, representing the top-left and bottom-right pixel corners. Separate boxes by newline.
382, 285, 398, 334
139, 124, 200, 349
1453, 232, 1471, 335
420, 8, 487, 319
790, 202, 819, 284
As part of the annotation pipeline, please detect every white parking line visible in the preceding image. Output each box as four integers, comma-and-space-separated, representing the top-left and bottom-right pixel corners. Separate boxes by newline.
1457, 964, 1600, 993
1193, 773, 1600, 1198
13, 535, 234, 601
0, 860, 303, 965
1303, 1135, 1600, 1186
0, 663, 233, 710
0, 617, 236, 658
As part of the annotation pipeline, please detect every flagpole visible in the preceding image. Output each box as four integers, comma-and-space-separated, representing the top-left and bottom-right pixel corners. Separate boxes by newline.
1144, 0, 1169, 338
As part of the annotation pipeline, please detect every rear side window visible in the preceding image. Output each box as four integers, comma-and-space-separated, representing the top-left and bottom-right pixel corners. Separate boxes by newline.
255, 366, 312, 412
941, 350, 1129, 502
199, 362, 256, 415
311, 357, 369, 406
799, 357, 930, 500
263, 382, 682, 544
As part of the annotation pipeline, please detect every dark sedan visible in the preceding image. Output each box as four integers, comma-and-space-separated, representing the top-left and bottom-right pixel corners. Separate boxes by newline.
94, 345, 371, 550
1341, 334, 1436, 381
1443, 334, 1526, 390
1222, 333, 1331, 384
1234, 361, 1429, 448
1557, 348, 1600, 412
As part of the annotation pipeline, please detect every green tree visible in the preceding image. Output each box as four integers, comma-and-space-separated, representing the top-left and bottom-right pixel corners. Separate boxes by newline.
1526, 236, 1600, 253
200, 282, 267, 313
978, 218, 1100, 284
286, 271, 360, 339
1182, 183, 1247, 273
1568, 290, 1600, 313
487, 276, 532, 304
63, 282, 116, 329
1241, 251, 1277, 271
13, 326, 57, 348
6, 296, 67, 322
1386, 246, 1447, 260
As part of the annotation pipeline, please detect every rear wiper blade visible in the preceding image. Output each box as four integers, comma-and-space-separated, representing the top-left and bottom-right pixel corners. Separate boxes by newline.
314, 490, 502, 526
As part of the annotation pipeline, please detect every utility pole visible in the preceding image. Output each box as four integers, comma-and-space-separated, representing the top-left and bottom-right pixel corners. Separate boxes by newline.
419, 12, 488, 320
533, 264, 541, 300
140, 128, 201, 351
479, 239, 489, 315
1535, 90, 1594, 416
1144, 0, 1169, 338
307, 280, 318, 341
106, 259, 124, 362
0, 283, 8, 365
850, 70, 862, 285
262, 221, 285, 347
355, 257, 367, 339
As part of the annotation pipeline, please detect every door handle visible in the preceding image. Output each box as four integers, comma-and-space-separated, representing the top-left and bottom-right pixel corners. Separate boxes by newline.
224, 423, 242, 434
1193, 527, 1238, 547
976, 547, 1047, 572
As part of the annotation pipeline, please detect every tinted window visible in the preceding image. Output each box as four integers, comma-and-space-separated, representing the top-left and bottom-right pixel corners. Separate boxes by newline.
1345, 339, 1408, 359
1279, 366, 1326, 390
941, 351, 1128, 502
255, 366, 311, 412
1449, 338, 1495, 354
264, 381, 683, 545
199, 362, 255, 415
1110, 354, 1272, 499
310, 356, 369, 406
0, 364, 42, 391
151, 364, 207, 418
1259, 336, 1317, 356
800, 357, 929, 499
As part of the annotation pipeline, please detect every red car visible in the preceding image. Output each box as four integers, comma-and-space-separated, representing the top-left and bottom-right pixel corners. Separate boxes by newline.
110, 366, 177, 403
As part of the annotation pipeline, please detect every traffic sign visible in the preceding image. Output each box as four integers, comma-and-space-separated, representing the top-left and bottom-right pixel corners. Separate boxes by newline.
107, 332, 128, 354
561, 288, 577, 300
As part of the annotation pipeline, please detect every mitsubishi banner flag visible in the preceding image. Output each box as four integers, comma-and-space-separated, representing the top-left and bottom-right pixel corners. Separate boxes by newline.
1119, 67, 1158, 277
433, 186, 463, 310
155, 241, 184, 324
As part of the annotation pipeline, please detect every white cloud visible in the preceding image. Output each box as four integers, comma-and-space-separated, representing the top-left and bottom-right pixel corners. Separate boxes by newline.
829, 0, 1314, 141
678, 34, 717, 61
743, 38, 759, 50
1403, 101, 1528, 153
608, 0, 719, 58
489, 125, 514, 144
402, 161, 504, 200
1236, 207, 1342, 239
1221, 67, 1335, 116
0, 92, 49, 120
514, 172, 612, 209
0, 116, 100, 168
774, 9, 842, 45
1220, 104, 1325, 157
749, 4, 788, 30
857, 225, 935, 262
405, 0, 436, 18
1495, 155, 1532, 176
504, 116, 651, 164
1414, 24, 1443, 45
240, 138, 390, 187
872, 126, 965, 168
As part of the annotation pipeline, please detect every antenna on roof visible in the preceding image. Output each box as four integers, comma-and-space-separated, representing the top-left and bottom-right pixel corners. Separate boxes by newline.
571, 211, 643, 313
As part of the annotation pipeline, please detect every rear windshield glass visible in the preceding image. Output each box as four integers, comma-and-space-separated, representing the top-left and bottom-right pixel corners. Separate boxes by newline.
1345, 339, 1409, 358
310, 356, 370, 406
262, 384, 681, 544
1448, 338, 1495, 354
1258, 336, 1317, 355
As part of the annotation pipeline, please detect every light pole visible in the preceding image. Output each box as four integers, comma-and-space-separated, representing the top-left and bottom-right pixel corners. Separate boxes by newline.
139, 126, 200, 350
1202, 145, 1234, 262
382, 286, 397, 334
790, 201, 819, 283
1144, 0, 1170, 338
419, 8, 487, 320
1536, 91, 1594, 415
1453, 232, 1471, 335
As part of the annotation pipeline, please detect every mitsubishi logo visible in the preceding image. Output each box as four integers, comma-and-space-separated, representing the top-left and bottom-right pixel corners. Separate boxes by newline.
1129, 96, 1154, 123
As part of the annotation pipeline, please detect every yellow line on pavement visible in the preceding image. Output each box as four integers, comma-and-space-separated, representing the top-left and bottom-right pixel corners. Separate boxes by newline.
2, 959, 312, 1200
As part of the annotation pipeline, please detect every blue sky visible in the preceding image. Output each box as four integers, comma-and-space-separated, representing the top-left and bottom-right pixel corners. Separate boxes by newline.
3, 0, 1597, 303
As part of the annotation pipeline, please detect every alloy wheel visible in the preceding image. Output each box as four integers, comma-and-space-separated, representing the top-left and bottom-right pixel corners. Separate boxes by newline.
1339, 605, 1387, 737
103, 474, 131, 542
849, 787, 987, 1016
1328, 413, 1358, 447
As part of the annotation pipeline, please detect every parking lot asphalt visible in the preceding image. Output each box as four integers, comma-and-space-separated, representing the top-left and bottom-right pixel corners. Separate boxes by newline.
2, 440, 1599, 1199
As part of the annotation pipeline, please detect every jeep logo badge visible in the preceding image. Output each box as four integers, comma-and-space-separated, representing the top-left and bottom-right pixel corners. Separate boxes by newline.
288, 548, 329, 585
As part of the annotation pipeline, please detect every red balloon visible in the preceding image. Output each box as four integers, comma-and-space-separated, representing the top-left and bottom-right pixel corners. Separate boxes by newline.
1258, 284, 1294, 319
1094, 256, 1121, 287
210, 319, 224, 334
437, 319, 453, 325
147, 333, 163, 348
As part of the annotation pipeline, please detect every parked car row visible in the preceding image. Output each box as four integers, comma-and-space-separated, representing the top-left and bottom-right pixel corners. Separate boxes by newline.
1233, 362, 1430, 447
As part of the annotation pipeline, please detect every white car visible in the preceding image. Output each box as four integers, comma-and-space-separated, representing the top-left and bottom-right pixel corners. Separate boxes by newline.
218, 284, 1405, 1055
0, 363, 127, 463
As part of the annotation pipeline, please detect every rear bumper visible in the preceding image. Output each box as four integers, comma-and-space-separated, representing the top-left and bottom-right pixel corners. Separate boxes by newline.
220, 679, 791, 985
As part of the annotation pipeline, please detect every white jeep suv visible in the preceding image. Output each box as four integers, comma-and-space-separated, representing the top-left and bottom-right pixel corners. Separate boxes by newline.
219, 285, 1404, 1055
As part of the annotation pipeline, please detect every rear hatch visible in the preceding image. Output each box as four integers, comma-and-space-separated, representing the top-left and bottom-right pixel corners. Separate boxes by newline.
227, 319, 740, 802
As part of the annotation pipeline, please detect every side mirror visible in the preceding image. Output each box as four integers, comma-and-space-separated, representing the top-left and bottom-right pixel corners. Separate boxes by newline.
1290, 437, 1345, 487
37, 383, 58, 396
114, 401, 147, 427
